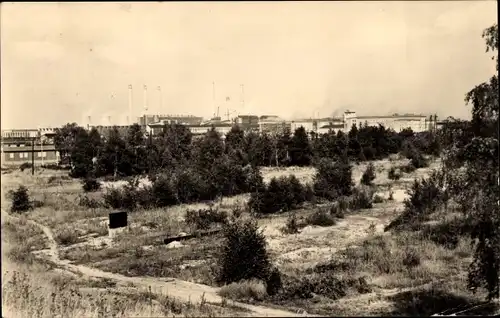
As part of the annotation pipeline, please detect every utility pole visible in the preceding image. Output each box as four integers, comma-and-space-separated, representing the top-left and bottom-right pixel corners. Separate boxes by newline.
31, 136, 35, 175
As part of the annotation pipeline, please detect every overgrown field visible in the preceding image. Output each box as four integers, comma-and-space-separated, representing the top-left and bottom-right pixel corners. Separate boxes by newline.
5, 154, 497, 316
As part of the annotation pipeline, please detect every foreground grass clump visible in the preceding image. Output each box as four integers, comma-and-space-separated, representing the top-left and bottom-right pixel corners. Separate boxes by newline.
2, 218, 48, 264
218, 279, 268, 301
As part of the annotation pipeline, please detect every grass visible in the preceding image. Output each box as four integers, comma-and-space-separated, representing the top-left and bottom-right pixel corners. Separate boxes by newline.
219, 279, 268, 301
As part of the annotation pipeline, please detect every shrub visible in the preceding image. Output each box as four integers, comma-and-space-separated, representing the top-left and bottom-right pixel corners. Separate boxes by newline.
388, 166, 402, 180
350, 186, 374, 210
151, 174, 177, 207
185, 207, 228, 230
385, 171, 447, 231
218, 279, 268, 301
281, 213, 300, 234
82, 178, 101, 192
10, 185, 32, 213
19, 162, 32, 172
403, 248, 421, 268
103, 187, 136, 210
217, 218, 272, 285
373, 194, 384, 204
248, 176, 308, 214
175, 168, 214, 203
266, 267, 283, 296
313, 158, 353, 200
244, 165, 265, 193
306, 207, 336, 227
55, 228, 80, 246
280, 272, 349, 300
330, 201, 346, 219
78, 195, 102, 209
361, 163, 376, 186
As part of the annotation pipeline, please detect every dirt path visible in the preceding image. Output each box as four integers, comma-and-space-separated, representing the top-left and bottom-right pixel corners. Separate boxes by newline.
1, 208, 313, 318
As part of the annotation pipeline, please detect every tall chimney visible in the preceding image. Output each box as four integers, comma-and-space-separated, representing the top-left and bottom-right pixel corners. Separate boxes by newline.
88, 116, 91, 130
143, 85, 148, 114
108, 116, 112, 126
128, 84, 133, 125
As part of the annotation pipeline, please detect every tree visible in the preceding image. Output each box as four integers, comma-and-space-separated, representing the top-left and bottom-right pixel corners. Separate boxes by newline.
194, 127, 224, 169
289, 126, 313, 166
125, 124, 147, 174
461, 23, 499, 301
10, 185, 32, 213
54, 123, 88, 166
361, 162, 376, 186
98, 127, 131, 177
313, 158, 353, 200
217, 218, 272, 285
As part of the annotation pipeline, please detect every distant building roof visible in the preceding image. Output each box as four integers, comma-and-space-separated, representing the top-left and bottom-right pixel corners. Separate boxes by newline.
357, 113, 426, 119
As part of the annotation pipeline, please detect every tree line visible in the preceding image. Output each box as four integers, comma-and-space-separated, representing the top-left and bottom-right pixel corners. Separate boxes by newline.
54, 120, 443, 180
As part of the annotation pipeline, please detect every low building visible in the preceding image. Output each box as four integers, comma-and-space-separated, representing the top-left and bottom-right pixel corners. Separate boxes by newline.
343, 110, 429, 133
235, 115, 260, 132
259, 115, 291, 135
88, 125, 137, 138
1, 143, 59, 167
137, 114, 203, 127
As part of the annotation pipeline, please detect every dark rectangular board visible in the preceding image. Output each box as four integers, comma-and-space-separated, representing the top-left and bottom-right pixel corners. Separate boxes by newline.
109, 211, 128, 229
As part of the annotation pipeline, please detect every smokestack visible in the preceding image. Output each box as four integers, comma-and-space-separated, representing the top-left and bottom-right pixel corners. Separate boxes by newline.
88, 116, 91, 130
128, 85, 133, 125
108, 116, 112, 126
157, 86, 162, 110
143, 85, 148, 114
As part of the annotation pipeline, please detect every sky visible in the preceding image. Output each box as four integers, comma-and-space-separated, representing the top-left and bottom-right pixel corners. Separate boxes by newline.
1, 1, 497, 129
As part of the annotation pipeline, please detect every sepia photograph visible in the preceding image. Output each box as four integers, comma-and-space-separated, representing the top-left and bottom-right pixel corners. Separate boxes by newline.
1, 1, 498, 317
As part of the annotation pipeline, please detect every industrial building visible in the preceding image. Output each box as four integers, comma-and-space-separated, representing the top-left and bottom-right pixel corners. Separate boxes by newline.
1, 128, 60, 167
342, 110, 437, 133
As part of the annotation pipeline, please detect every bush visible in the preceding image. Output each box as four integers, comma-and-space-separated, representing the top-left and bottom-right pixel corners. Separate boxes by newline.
385, 171, 447, 231
217, 218, 272, 285
78, 195, 102, 209
103, 187, 136, 211
402, 248, 421, 268
151, 174, 177, 207
281, 213, 300, 234
82, 178, 101, 192
279, 272, 349, 300
266, 267, 283, 296
248, 176, 308, 214
350, 186, 374, 210
55, 228, 80, 246
10, 185, 32, 213
313, 158, 353, 200
361, 163, 376, 186
388, 166, 402, 180
330, 202, 346, 219
218, 279, 268, 301
306, 207, 336, 227
373, 194, 384, 203
244, 165, 265, 193
185, 207, 228, 230
19, 162, 32, 172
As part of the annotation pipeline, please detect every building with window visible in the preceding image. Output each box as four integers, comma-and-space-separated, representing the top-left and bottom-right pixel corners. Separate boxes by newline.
1, 144, 59, 167
343, 110, 429, 133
